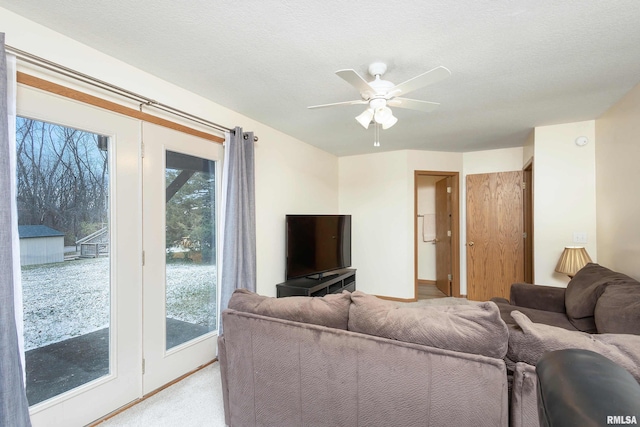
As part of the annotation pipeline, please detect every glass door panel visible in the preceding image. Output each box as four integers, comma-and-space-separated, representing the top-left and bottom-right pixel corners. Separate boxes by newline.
142, 122, 220, 394
165, 151, 217, 349
17, 117, 111, 405
18, 85, 142, 427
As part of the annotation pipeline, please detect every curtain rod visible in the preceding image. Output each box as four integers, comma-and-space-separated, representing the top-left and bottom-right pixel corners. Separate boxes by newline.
5, 44, 258, 142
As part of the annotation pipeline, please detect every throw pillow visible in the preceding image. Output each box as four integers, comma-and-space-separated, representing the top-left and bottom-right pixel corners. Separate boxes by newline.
564, 263, 638, 330
595, 284, 640, 335
508, 310, 640, 382
348, 291, 509, 359
227, 289, 351, 330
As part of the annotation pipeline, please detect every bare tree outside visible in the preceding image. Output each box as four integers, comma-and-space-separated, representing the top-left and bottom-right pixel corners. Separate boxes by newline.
16, 118, 108, 244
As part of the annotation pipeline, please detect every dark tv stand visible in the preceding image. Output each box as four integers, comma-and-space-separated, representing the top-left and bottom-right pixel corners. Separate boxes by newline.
276, 268, 356, 298
306, 272, 338, 280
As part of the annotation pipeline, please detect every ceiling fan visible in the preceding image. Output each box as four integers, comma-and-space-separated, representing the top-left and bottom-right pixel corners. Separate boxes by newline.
308, 62, 451, 130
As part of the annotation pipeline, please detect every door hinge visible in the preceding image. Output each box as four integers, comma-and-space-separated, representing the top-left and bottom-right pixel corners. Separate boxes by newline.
142, 250, 145, 266
522, 181, 526, 190
447, 186, 452, 193
142, 358, 146, 374
447, 273, 453, 281
523, 232, 527, 239
447, 230, 452, 237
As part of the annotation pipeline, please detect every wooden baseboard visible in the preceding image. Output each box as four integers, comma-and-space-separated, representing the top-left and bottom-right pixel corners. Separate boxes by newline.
375, 294, 418, 303
417, 279, 436, 286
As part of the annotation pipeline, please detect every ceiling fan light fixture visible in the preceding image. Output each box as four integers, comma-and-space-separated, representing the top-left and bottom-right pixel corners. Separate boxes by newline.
374, 106, 391, 123
369, 98, 386, 110
309, 63, 451, 143
381, 114, 398, 129
355, 108, 374, 129
374, 106, 397, 129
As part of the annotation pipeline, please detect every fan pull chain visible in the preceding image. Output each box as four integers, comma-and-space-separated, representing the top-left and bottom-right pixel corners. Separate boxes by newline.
373, 123, 380, 147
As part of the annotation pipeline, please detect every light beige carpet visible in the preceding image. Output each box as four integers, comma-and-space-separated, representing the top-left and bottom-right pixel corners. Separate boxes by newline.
100, 363, 226, 426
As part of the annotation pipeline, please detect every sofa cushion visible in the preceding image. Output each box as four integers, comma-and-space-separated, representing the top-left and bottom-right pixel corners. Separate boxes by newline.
564, 263, 637, 331
595, 284, 640, 335
507, 310, 640, 382
227, 289, 351, 330
348, 291, 509, 359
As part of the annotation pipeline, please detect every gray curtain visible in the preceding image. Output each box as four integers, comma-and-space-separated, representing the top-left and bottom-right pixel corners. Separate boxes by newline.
219, 127, 256, 334
0, 34, 32, 427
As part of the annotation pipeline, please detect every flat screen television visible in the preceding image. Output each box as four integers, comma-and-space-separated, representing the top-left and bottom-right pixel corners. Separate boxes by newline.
286, 214, 352, 280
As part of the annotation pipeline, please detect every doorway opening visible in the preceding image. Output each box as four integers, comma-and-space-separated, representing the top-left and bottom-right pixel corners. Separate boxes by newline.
414, 171, 460, 299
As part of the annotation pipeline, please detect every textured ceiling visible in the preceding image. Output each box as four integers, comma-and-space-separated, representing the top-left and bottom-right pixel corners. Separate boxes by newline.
2, 0, 640, 156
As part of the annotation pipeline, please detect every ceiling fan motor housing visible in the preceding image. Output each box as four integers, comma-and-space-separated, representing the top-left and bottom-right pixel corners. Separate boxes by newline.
368, 62, 388, 77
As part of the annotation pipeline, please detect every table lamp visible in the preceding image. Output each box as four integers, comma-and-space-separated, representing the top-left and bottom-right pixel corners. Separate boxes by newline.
555, 246, 592, 278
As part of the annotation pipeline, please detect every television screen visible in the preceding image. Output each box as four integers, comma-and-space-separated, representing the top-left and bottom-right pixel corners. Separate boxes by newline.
286, 215, 351, 280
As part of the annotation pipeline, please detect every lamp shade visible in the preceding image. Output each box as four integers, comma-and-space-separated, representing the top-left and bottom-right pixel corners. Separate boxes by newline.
555, 246, 592, 277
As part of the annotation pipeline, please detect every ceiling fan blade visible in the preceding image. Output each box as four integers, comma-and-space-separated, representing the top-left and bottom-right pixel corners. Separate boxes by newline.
307, 99, 368, 109
389, 66, 451, 97
335, 69, 375, 97
388, 98, 440, 112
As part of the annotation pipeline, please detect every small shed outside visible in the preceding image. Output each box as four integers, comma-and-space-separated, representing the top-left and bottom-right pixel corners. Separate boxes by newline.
18, 225, 65, 266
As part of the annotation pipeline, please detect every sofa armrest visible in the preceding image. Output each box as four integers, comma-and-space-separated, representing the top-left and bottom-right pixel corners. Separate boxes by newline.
510, 283, 566, 313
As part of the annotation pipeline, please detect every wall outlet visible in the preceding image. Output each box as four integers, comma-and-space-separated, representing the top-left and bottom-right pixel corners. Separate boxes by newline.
573, 232, 588, 244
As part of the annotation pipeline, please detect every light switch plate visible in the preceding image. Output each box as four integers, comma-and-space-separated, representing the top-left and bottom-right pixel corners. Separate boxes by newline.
573, 232, 588, 244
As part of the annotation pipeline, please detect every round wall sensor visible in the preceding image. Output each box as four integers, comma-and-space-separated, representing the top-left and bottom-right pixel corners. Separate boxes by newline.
575, 136, 589, 146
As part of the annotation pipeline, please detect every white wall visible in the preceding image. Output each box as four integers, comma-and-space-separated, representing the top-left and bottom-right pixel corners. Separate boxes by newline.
416, 176, 439, 281
339, 150, 462, 299
339, 148, 526, 299
1, 8, 339, 297
523, 130, 534, 165
462, 147, 525, 176
533, 121, 597, 287
339, 150, 411, 298
596, 82, 640, 279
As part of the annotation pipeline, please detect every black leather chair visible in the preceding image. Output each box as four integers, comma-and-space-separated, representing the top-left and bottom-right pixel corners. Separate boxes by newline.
536, 349, 640, 427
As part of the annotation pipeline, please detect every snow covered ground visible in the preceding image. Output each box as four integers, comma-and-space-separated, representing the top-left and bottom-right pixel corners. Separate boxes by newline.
22, 257, 217, 351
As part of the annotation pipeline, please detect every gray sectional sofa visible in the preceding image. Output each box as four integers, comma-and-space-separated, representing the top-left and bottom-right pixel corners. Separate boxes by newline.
218, 265, 640, 427
492, 263, 640, 427
219, 290, 510, 427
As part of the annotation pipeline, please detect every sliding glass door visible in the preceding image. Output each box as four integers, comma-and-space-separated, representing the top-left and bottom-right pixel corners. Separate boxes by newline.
17, 86, 142, 426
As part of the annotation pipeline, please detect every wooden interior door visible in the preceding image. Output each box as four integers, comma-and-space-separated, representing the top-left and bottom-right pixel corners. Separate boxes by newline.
466, 171, 523, 301
435, 177, 452, 296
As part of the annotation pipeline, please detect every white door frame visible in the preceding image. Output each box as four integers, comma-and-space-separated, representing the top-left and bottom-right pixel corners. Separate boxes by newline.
141, 121, 220, 394
18, 85, 143, 427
